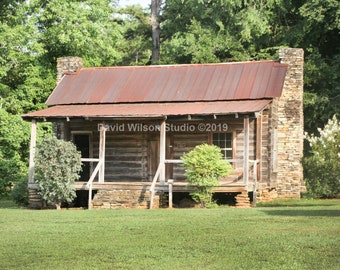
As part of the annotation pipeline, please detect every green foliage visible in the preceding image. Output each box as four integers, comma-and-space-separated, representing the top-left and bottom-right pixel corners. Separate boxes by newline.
303, 50, 340, 133
0, 13, 53, 116
303, 115, 340, 198
0, 109, 30, 195
0, 109, 50, 196
299, 0, 340, 133
181, 144, 232, 207
11, 176, 29, 206
160, 0, 299, 63
161, 0, 247, 63
299, 0, 340, 57
34, 136, 82, 209
33, 0, 123, 66
116, 5, 152, 65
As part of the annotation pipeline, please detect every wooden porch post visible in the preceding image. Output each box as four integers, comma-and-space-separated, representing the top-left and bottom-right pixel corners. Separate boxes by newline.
98, 124, 107, 183
168, 179, 173, 209
254, 113, 263, 203
243, 115, 250, 186
159, 119, 166, 185
256, 113, 262, 177
28, 120, 37, 184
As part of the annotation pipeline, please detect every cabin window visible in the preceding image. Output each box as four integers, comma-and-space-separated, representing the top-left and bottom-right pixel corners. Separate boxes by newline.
212, 133, 233, 160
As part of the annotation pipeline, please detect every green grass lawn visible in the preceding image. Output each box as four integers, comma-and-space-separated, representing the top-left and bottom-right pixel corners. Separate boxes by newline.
0, 199, 339, 270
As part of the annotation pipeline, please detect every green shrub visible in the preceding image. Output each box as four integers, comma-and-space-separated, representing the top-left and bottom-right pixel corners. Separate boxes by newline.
34, 136, 82, 209
303, 115, 340, 198
11, 176, 29, 206
181, 144, 233, 207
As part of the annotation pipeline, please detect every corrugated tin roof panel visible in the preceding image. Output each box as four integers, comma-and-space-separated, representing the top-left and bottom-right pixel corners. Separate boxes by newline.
23, 100, 271, 119
46, 61, 287, 105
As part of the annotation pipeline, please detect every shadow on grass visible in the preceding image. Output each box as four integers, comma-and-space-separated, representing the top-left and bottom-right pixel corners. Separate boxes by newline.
257, 203, 336, 208
257, 199, 340, 208
261, 209, 340, 217
258, 199, 340, 216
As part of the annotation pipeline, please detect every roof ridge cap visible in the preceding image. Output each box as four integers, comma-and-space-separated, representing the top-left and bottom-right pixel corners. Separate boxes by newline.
77, 60, 278, 70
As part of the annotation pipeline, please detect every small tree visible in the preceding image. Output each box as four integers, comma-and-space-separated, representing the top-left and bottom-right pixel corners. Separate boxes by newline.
181, 144, 233, 207
303, 115, 340, 198
34, 136, 82, 209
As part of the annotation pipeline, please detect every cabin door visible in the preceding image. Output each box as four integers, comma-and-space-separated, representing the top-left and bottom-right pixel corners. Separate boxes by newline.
148, 135, 173, 182
72, 133, 91, 181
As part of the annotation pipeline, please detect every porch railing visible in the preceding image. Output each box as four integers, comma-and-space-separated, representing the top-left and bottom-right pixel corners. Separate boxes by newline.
251, 159, 260, 204
149, 159, 260, 209
81, 158, 101, 209
149, 159, 183, 209
81, 158, 259, 209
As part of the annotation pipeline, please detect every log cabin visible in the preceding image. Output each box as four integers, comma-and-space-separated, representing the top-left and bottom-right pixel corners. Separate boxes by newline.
23, 48, 305, 209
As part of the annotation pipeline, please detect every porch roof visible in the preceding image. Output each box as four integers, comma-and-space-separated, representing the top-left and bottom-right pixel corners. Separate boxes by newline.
22, 100, 271, 120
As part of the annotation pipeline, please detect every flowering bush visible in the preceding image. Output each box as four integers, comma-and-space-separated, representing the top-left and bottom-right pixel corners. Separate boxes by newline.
303, 115, 340, 198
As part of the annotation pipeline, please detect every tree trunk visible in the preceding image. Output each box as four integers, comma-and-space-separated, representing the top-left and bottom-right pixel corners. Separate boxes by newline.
151, 0, 161, 64
55, 202, 61, 210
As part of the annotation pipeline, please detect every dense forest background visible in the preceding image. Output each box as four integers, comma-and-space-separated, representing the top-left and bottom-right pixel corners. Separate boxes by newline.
0, 0, 339, 194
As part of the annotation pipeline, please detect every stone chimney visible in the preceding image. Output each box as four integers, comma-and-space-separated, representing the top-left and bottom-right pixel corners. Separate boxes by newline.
273, 48, 305, 198
56, 56, 83, 83
54, 57, 82, 140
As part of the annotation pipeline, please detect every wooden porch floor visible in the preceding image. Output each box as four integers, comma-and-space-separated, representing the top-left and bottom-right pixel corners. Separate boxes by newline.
74, 170, 248, 193
74, 180, 247, 193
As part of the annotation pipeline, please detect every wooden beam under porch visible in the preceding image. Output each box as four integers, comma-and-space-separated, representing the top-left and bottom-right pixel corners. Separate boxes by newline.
73, 179, 247, 193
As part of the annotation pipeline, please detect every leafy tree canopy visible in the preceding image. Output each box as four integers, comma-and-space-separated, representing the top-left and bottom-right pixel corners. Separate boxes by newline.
116, 4, 152, 65
32, 0, 123, 67
0, 109, 30, 194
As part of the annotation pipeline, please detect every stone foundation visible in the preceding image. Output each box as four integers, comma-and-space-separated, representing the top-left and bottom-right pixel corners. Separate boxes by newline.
28, 189, 43, 209
235, 192, 251, 208
91, 190, 160, 209
256, 188, 279, 202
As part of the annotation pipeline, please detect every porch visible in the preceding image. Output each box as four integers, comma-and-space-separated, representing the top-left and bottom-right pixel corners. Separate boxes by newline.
74, 178, 251, 209
74, 116, 258, 209
26, 114, 260, 209
75, 157, 258, 209
28, 176, 251, 209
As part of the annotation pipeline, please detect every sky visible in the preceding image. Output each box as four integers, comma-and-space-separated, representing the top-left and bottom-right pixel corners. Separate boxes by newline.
118, 0, 150, 8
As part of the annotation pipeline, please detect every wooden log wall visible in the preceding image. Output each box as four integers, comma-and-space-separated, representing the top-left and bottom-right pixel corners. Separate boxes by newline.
259, 107, 272, 188
172, 133, 209, 180
104, 134, 147, 181
64, 117, 261, 184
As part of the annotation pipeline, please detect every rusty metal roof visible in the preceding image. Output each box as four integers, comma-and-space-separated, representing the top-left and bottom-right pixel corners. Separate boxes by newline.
46, 61, 287, 105
23, 100, 271, 119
